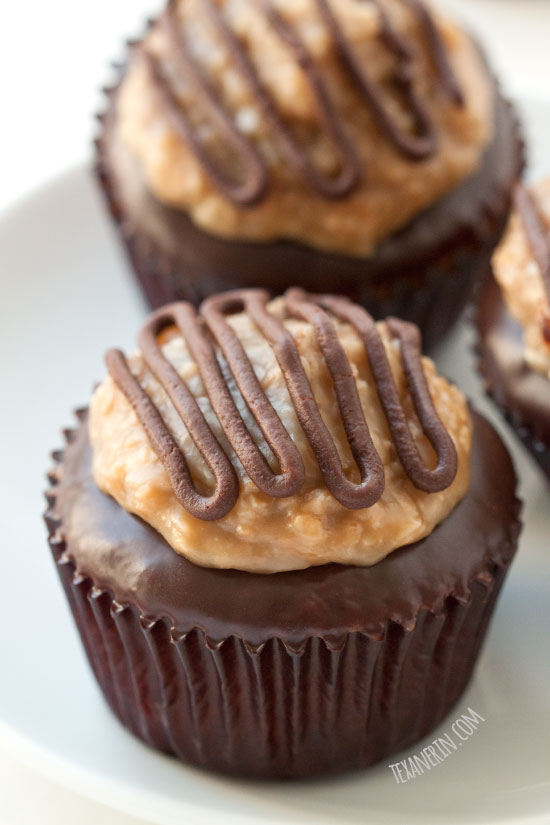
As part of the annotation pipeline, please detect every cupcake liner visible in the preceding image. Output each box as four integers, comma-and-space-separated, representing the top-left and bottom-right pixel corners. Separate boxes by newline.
93, 35, 525, 351
475, 275, 550, 480
45, 419, 519, 778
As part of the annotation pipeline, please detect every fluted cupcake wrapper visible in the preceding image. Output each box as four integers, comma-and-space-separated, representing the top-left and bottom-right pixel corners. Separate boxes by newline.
45, 422, 515, 779
93, 35, 525, 351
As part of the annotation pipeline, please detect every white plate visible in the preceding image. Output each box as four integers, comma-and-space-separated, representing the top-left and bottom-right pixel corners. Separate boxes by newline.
0, 99, 549, 825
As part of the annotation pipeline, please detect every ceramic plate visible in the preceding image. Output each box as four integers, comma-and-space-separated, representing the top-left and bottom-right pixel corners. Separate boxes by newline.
0, 99, 548, 825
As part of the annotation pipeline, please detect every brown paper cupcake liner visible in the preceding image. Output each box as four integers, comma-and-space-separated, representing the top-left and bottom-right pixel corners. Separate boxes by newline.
93, 35, 525, 350
44, 417, 520, 778
475, 275, 550, 480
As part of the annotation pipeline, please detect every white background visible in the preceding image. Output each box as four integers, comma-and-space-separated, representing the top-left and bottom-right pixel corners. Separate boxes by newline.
1, 1, 549, 823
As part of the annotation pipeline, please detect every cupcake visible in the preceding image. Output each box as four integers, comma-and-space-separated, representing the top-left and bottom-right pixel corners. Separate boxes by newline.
95, 0, 523, 349
46, 289, 520, 778
477, 180, 550, 479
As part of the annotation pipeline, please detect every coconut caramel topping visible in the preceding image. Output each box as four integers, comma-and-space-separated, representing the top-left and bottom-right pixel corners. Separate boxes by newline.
493, 180, 550, 379
90, 290, 471, 572
513, 184, 550, 336
115, 0, 493, 255
143, 0, 463, 205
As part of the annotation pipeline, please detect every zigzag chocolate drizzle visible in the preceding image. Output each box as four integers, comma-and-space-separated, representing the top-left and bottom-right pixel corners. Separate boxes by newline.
315, 294, 458, 491
316, 0, 436, 161
105, 289, 458, 520
400, 0, 463, 105
143, 5, 268, 206
105, 348, 240, 520
143, 0, 463, 204
513, 183, 550, 340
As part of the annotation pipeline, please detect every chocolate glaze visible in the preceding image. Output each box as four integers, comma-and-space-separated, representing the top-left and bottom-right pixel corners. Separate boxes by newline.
52, 410, 518, 646
477, 272, 550, 478
48, 531, 513, 777
107, 289, 456, 520
146, 0, 462, 205
95, 61, 523, 349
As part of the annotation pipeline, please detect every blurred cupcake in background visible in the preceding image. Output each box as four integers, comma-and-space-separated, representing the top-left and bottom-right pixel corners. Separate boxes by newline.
477, 180, 550, 479
95, 0, 523, 348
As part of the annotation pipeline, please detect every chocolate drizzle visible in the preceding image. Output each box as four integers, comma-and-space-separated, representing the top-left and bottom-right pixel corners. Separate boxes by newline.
143, 0, 463, 204
401, 0, 464, 106
513, 183, 550, 341
105, 348, 239, 520
316, 0, 435, 161
142, 48, 267, 207
317, 296, 458, 491
140, 301, 306, 499
105, 289, 458, 520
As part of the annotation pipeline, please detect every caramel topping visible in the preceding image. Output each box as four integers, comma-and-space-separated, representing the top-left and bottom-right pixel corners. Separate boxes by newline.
514, 182, 550, 341
317, 0, 447, 161
400, 0, 463, 106
105, 290, 457, 520
143, 0, 463, 205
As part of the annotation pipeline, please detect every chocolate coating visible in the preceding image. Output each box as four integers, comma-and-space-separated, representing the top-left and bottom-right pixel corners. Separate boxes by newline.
477, 273, 550, 478
95, 60, 523, 349
53, 410, 517, 646
47, 408, 519, 777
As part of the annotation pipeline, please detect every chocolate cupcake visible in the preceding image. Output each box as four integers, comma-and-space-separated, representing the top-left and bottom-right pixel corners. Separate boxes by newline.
477, 180, 550, 479
46, 289, 520, 778
95, 0, 523, 349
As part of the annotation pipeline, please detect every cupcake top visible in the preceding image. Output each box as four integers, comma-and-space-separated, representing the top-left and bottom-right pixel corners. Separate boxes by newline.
115, 0, 493, 256
492, 180, 550, 380
89, 289, 471, 573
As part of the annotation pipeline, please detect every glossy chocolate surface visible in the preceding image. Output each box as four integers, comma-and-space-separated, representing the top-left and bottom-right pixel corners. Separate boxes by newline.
54, 411, 519, 646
